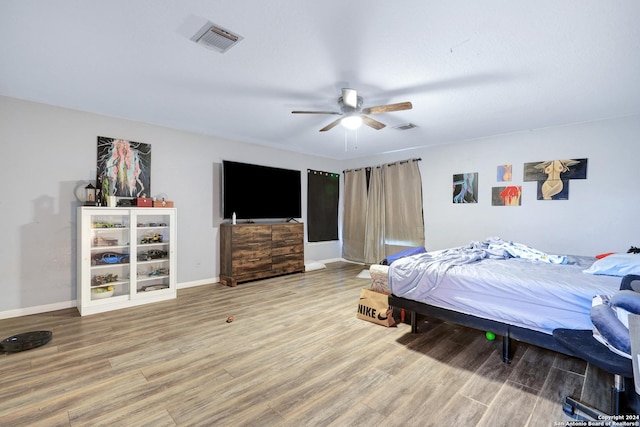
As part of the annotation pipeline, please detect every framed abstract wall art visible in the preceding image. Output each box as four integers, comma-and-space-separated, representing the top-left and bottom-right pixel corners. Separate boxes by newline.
523, 158, 587, 200
453, 172, 478, 203
96, 136, 151, 204
492, 186, 522, 206
497, 164, 512, 182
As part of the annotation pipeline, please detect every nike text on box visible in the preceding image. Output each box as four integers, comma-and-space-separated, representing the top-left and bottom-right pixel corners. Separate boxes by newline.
357, 288, 396, 327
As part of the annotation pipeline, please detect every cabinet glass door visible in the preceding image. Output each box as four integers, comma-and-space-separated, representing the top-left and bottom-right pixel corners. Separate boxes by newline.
89, 212, 131, 300
133, 212, 171, 294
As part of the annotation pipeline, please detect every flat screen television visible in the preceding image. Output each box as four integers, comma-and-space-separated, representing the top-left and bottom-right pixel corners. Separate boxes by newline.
222, 160, 302, 220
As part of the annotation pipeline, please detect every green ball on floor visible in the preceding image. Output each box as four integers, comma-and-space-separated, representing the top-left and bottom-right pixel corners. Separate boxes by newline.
485, 331, 496, 341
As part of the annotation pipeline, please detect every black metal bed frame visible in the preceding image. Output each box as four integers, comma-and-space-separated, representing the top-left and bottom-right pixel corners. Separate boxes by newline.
388, 294, 577, 363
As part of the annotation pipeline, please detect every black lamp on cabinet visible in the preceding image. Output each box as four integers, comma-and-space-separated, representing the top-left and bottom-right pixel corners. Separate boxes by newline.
84, 183, 97, 206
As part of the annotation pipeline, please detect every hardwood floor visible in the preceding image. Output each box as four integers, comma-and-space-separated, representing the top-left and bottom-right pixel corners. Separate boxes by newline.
0, 262, 614, 426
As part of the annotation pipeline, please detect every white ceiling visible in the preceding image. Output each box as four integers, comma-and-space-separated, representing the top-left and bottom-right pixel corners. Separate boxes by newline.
2, 1, 639, 160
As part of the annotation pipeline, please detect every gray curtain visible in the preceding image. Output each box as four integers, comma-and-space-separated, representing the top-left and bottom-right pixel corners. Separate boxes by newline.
341, 168, 368, 262
342, 159, 424, 264
364, 166, 385, 264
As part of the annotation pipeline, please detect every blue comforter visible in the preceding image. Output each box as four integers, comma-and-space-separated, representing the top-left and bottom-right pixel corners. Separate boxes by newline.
388, 238, 620, 334
389, 237, 566, 296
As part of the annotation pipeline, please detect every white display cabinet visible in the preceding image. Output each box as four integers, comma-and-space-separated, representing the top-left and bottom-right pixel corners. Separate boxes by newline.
77, 207, 177, 316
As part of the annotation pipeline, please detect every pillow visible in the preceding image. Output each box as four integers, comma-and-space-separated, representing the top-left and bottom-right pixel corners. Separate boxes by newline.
380, 246, 426, 265
595, 252, 616, 259
591, 295, 631, 357
611, 290, 640, 317
583, 253, 640, 276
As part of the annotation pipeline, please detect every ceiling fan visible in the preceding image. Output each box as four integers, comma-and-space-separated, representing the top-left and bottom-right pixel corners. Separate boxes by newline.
292, 88, 412, 132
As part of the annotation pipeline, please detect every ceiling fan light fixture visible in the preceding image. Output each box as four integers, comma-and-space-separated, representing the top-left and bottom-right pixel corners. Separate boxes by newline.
292, 87, 412, 132
341, 115, 363, 130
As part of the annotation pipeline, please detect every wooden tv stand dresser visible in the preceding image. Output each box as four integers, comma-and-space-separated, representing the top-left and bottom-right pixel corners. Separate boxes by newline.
219, 222, 304, 286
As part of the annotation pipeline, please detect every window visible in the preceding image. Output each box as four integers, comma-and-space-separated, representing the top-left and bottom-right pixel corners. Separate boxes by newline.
307, 169, 339, 242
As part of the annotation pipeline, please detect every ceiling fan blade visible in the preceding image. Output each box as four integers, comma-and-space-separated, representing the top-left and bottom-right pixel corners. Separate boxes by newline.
319, 118, 342, 132
292, 110, 341, 115
362, 116, 386, 130
342, 88, 358, 109
362, 101, 413, 115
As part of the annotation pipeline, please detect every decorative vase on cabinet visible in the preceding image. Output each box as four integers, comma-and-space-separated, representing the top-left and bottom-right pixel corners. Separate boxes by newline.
77, 207, 177, 315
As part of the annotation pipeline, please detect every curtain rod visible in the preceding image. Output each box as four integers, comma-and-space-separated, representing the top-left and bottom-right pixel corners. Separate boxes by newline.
342, 157, 422, 173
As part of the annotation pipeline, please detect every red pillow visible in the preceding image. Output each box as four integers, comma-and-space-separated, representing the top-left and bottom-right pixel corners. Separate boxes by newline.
595, 252, 616, 259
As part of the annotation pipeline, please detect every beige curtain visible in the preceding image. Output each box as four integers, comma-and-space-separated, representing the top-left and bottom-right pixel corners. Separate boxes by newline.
341, 168, 368, 263
364, 166, 385, 264
342, 159, 424, 264
382, 160, 425, 256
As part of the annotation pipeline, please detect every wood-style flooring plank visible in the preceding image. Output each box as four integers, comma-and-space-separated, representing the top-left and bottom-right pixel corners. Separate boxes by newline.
0, 262, 615, 426
476, 379, 541, 427
527, 365, 586, 427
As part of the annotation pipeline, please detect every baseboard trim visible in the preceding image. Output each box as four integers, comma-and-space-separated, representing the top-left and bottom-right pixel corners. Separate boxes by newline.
177, 278, 219, 289
0, 278, 222, 319
0, 300, 76, 320
2, 267, 364, 319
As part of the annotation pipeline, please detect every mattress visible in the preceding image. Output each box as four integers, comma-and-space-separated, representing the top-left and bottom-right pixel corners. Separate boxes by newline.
389, 249, 622, 334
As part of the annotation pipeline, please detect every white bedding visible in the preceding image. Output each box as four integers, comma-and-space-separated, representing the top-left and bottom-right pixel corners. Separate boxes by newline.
388, 240, 622, 334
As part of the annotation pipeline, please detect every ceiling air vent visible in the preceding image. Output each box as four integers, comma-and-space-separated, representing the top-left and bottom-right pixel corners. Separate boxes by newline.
393, 123, 418, 131
190, 22, 243, 53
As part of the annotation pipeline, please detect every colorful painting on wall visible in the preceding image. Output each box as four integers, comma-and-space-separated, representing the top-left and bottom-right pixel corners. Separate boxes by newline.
497, 164, 512, 182
492, 186, 522, 206
96, 136, 151, 204
523, 158, 587, 200
453, 172, 478, 203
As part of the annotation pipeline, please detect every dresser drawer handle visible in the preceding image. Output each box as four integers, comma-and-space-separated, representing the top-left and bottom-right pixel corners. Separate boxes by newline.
248, 258, 261, 262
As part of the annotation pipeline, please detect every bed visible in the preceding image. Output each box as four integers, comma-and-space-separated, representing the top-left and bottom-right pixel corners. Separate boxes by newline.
383, 238, 624, 362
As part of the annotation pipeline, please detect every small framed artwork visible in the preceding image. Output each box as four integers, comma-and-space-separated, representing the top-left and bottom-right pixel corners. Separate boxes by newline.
492, 186, 522, 206
453, 172, 478, 203
497, 164, 512, 182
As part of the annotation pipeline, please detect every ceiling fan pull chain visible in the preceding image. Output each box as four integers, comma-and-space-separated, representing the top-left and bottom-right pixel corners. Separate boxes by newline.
354, 129, 358, 150
344, 130, 348, 152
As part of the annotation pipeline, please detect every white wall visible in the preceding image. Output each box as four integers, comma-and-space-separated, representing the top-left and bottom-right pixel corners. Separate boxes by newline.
0, 96, 342, 316
3, 94, 639, 316
342, 114, 640, 256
